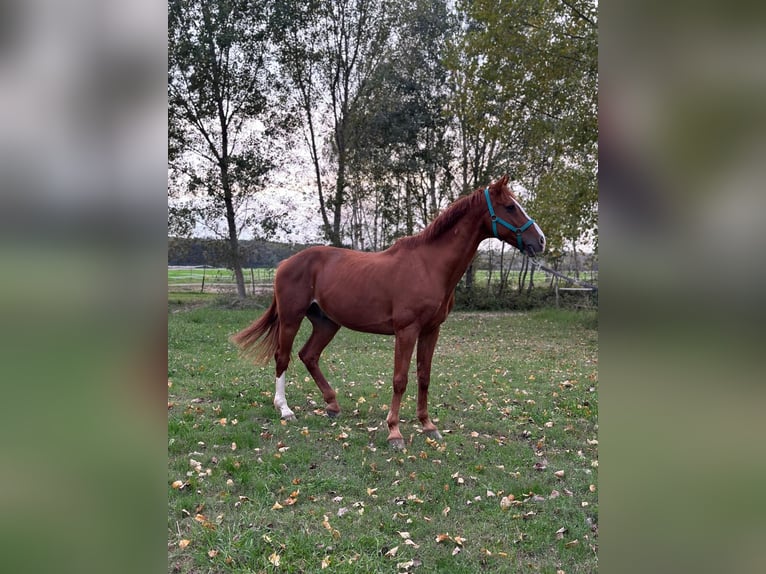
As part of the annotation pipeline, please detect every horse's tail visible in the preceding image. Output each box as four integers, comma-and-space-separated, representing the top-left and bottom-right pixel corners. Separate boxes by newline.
230, 298, 279, 365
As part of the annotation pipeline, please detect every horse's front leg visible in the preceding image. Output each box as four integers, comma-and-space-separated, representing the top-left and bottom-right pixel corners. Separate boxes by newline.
416, 326, 442, 441
386, 327, 418, 449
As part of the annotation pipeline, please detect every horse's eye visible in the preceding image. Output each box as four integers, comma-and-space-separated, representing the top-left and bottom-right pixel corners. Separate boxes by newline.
505, 204, 516, 212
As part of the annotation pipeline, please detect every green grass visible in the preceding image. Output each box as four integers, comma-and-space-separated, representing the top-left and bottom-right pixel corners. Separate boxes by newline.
168, 300, 598, 573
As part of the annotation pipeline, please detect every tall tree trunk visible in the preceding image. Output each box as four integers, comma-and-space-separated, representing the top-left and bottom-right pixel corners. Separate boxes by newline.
221, 168, 247, 299
332, 148, 345, 246
303, 92, 333, 244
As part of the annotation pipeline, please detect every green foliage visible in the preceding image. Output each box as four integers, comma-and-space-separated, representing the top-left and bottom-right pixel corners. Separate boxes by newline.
168, 300, 598, 572
168, 0, 598, 272
445, 0, 598, 252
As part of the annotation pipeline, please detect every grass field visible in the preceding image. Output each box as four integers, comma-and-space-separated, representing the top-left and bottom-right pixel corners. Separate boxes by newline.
168, 295, 598, 573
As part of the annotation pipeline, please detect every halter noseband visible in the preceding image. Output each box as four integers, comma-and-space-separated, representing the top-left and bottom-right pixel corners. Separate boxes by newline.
484, 187, 535, 251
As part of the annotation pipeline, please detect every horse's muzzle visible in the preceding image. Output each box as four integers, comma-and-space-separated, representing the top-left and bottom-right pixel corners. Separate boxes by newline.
526, 235, 545, 257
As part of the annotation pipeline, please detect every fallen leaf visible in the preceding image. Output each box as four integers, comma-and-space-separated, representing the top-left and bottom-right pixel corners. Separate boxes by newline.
452, 546, 462, 556
178, 539, 190, 549
321, 556, 331, 569
207, 549, 218, 558
385, 546, 399, 557
271, 502, 283, 510
171, 480, 185, 489
442, 506, 451, 516
554, 470, 565, 479
268, 552, 281, 566
556, 527, 568, 540
454, 535, 466, 546
436, 533, 452, 543
565, 539, 579, 548
398, 531, 411, 540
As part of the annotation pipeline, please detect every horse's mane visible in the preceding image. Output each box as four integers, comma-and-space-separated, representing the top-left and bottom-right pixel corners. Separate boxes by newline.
393, 183, 516, 250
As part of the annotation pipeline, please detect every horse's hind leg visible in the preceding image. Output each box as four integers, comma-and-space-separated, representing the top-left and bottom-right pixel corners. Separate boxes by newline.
299, 305, 341, 416
273, 319, 302, 421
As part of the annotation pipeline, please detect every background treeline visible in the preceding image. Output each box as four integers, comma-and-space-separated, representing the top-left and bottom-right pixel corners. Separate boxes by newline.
168, 237, 312, 268
168, 0, 598, 299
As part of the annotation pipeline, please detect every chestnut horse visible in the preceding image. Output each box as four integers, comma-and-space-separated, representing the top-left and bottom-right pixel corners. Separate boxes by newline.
231, 175, 545, 448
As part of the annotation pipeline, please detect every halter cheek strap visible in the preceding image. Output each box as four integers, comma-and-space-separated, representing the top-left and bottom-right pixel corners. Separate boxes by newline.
484, 187, 535, 251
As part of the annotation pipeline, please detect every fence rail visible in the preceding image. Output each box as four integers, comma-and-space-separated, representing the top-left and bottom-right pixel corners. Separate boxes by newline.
169, 265, 597, 306
168, 266, 276, 295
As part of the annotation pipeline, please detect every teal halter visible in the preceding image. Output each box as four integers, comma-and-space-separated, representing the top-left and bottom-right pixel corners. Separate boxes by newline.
484, 187, 535, 251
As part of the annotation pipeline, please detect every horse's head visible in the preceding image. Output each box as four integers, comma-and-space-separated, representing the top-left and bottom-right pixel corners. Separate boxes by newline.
483, 175, 546, 256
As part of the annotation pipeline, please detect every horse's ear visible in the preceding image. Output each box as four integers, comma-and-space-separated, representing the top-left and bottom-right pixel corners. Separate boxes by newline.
499, 174, 509, 186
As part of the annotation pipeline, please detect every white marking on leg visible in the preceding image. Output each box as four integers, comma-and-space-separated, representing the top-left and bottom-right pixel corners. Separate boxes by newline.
274, 372, 295, 420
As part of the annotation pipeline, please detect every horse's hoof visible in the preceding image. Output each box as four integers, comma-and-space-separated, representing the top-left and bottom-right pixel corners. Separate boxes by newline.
326, 409, 340, 418
281, 414, 297, 422
425, 429, 443, 441
388, 438, 406, 450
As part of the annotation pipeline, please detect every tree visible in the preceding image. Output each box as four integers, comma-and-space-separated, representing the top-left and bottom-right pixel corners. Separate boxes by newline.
168, 0, 278, 298
444, 0, 597, 278
271, 0, 396, 246
344, 0, 456, 248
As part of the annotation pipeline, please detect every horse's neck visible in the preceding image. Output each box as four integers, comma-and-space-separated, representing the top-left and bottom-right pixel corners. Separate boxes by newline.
423, 212, 486, 291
